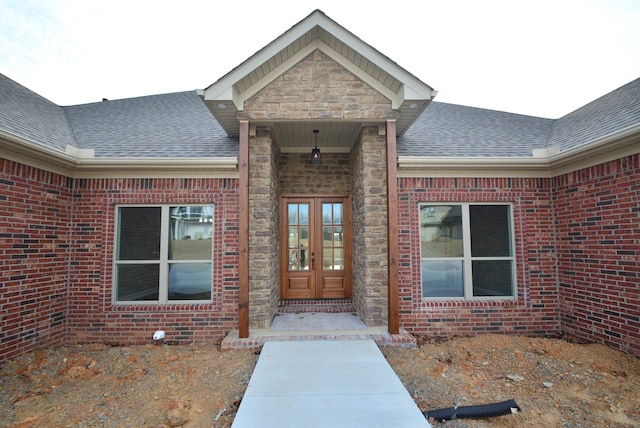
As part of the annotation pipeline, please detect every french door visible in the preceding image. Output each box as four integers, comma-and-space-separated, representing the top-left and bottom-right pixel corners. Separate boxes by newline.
280, 196, 352, 299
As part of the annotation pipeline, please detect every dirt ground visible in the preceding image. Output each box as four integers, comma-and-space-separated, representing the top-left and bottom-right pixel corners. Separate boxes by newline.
1, 334, 638, 428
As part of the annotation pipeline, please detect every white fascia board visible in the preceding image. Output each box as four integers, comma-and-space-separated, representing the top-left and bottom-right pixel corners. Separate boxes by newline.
234, 41, 323, 108
398, 156, 552, 178
398, 124, 640, 178
203, 13, 326, 103
204, 85, 234, 103
72, 157, 239, 179
65, 144, 95, 158
546, 123, 640, 175
74, 157, 238, 170
0, 129, 76, 176
319, 42, 400, 106
203, 11, 433, 107
398, 84, 435, 105
1, 129, 239, 179
313, 13, 434, 99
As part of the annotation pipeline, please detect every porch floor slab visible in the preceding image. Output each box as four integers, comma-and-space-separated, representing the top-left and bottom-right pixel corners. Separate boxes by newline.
270, 312, 368, 331
231, 340, 431, 428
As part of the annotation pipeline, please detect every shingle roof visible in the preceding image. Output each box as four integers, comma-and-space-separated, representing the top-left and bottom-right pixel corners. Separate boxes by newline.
1, 72, 639, 160
548, 77, 640, 151
398, 102, 555, 157
63, 91, 238, 158
0, 73, 76, 151
398, 77, 640, 157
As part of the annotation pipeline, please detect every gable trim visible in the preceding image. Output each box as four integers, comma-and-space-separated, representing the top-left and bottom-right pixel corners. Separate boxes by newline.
235, 42, 399, 110
202, 10, 434, 138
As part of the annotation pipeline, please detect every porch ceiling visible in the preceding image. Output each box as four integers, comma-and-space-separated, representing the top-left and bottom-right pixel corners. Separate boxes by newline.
200, 10, 435, 140
272, 121, 364, 153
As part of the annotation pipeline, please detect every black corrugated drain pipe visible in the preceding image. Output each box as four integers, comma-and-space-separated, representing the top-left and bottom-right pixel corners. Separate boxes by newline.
424, 398, 521, 421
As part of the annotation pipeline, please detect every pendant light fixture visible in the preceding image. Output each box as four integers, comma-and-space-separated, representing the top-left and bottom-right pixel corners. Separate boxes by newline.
310, 129, 321, 165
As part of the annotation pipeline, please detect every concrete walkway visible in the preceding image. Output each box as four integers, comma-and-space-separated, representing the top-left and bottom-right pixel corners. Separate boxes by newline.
232, 340, 431, 428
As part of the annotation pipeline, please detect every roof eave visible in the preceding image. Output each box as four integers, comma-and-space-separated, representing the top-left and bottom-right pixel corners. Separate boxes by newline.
398, 156, 554, 178
1, 129, 238, 179
398, 123, 640, 178
547, 123, 640, 175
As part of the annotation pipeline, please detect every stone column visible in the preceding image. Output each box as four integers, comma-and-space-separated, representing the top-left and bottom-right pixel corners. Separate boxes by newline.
248, 127, 280, 329
351, 126, 389, 326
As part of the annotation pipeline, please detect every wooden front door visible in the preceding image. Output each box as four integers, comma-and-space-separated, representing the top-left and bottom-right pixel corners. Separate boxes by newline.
280, 196, 352, 299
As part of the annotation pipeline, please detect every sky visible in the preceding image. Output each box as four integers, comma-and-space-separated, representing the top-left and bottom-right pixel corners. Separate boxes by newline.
1, 0, 639, 118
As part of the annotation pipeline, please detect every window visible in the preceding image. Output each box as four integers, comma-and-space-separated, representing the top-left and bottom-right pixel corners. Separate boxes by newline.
419, 203, 515, 299
114, 205, 213, 303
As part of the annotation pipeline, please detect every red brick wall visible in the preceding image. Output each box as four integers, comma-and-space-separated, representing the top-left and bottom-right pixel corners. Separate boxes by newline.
1, 159, 70, 362
2, 153, 638, 360
555, 154, 640, 355
66, 177, 240, 345
397, 177, 561, 337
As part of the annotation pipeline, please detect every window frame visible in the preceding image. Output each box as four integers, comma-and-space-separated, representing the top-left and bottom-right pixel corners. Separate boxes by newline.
418, 202, 517, 300
113, 204, 214, 305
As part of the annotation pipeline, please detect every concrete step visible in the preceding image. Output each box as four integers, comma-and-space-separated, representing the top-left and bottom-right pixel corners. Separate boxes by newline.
220, 327, 417, 350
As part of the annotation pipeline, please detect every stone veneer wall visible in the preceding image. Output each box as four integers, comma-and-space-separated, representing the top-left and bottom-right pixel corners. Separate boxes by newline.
243, 47, 395, 327
351, 127, 389, 326
248, 127, 280, 329
278, 153, 352, 194
242, 49, 394, 122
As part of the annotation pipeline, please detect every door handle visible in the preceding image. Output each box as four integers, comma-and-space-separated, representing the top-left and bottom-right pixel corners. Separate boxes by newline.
311, 252, 315, 270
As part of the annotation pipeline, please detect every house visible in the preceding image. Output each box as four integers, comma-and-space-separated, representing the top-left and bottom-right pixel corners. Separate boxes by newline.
1, 10, 638, 362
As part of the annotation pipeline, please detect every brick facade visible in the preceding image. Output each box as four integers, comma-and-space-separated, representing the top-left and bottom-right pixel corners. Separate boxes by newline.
1, 48, 638, 362
1, 159, 70, 361
397, 176, 560, 337
65, 177, 241, 345
0, 157, 242, 363
2, 149, 638, 361
555, 154, 640, 354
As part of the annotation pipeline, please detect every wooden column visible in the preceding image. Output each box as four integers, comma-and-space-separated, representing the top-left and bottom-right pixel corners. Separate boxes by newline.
238, 121, 250, 338
386, 120, 400, 334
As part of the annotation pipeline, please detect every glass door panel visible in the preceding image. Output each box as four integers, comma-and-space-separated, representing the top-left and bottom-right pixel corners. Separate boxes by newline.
322, 203, 344, 271
288, 204, 310, 271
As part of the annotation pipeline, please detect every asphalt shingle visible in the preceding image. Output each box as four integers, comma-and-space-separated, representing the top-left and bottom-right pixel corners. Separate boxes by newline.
548, 77, 640, 151
398, 102, 555, 157
63, 91, 237, 158
0, 73, 75, 152
2, 72, 638, 160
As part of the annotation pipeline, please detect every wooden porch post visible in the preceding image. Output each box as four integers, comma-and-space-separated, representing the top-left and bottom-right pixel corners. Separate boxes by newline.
238, 121, 249, 338
386, 120, 400, 334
